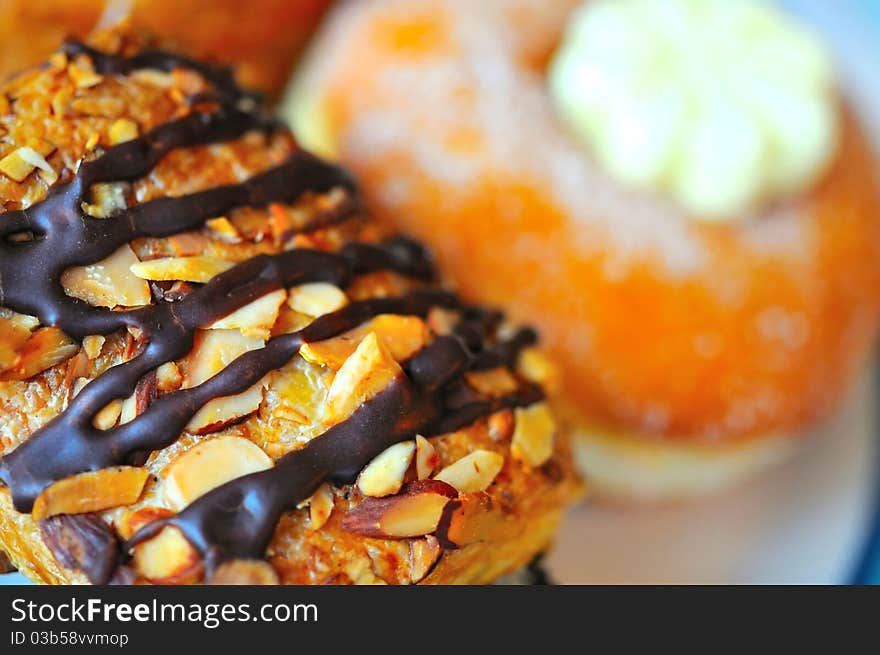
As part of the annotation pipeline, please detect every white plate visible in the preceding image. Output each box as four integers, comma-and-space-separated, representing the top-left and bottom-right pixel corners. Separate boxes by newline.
546, 373, 877, 584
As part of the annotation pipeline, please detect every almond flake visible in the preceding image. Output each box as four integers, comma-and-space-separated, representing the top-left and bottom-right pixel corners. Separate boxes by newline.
62, 244, 151, 308
511, 403, 556, 467
32, 466, 150, 520
108, 118, 139, 145
358, 441, 415, 497
130, 256, 235, 284
322, 332, 402, 425
287, 282, 348, 317
163, 436, 272, 510
415, 435, 439, 480
434, 450, 505, 494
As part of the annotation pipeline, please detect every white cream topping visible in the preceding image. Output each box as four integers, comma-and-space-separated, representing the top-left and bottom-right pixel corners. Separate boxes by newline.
548, 0, 839, 219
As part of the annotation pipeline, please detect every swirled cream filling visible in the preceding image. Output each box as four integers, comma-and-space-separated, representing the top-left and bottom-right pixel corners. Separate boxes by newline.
549, 0, 838, 220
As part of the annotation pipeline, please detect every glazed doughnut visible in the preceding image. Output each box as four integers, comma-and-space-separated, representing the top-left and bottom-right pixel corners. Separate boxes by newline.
0, 27, 580, 584
289, 0, 880, 499
0, 0, 333, 100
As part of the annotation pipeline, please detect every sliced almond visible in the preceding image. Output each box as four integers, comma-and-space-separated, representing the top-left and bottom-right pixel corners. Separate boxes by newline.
132, 526, 202, 584
342, 480, 457, 539
436, 493, 518, 549
517, 347, 562, 394
62, 244, 151, 308
209, 560, 279, 585
205, 217, 241, 243
426, 307, 460, 336
487, 408, 515, 442
209, 289, 286, 339
119, 391, 138, 426
93, 399, 123, 430
82, 335, 105, 359
0, 147, 51, 182
187, 383, 266, 433
0, 327, 78, 380
163, 436, 272, 510
301, 314, 429, 369
511, 402, 556, 468
434, 450, 504, 494
155, 361, 183, 392
287, 282, 348, 317
409, 535, 441, 583
183, 329, 265, 387
322, 332, 402, 426
358, 441, 415, 498
68, 61, 102, 88
305, 482, 335, 531
32, 466, 150, 521
108, 118, 138, 145
268, 363, 324, 425
181, 329, 267, 432
0, 309, 39, 331
415, 435, 439, 481
465, 367, 520, 398
83, 182, 130, 218
0, 315, 34, 370
130, 256, 234, 283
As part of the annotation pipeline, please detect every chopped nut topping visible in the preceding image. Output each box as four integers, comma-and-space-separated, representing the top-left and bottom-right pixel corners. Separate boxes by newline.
209, 289, 287, 339
409, 535, 441, 583
132, 525, 202, 584
415, 435, 439, 480
434, 450, 505, 494
82, 335, 105, 359
287, 282, 348, 317
68, 61, 103, 89
108, 118, 139, 145
511, 403, 556, 467
155, 361, 183, 392
62, 244, 152, 308
322, 332, 402, 425
205, 217, 241, 242
301, 314, 428, 369
181, 329, 268, 432
130, 256, 235, 284
342, 480, 457, 539
0, 327, 79, 381
357, 441, 415, 497
305, 482, 335, 531
464, 367, 520, 398
93, 399, 123, 430
163, 436, 273, 510
32, 467, 150, 520
0, 146, 54, 183
487, 408, 515, 442
0, 314, 35, 371
517, 347, 561, 394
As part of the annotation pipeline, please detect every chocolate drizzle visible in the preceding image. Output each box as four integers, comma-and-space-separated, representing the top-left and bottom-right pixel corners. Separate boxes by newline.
0, 42, 542, 583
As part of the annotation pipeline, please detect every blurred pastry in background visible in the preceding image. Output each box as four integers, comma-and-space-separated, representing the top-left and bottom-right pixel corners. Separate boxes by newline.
0, 0, 333, 99
288, 0, 880, 500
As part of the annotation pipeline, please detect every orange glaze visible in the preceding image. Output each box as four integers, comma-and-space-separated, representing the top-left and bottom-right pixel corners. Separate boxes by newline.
298, 0, 880, 444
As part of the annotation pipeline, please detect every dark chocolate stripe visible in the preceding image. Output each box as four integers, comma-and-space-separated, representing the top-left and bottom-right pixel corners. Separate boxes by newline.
0, 42, 544, 584
125, 336, 540, 570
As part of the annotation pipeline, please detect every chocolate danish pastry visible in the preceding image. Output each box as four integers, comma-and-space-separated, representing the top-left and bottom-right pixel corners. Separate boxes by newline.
0, 27, 580, 585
